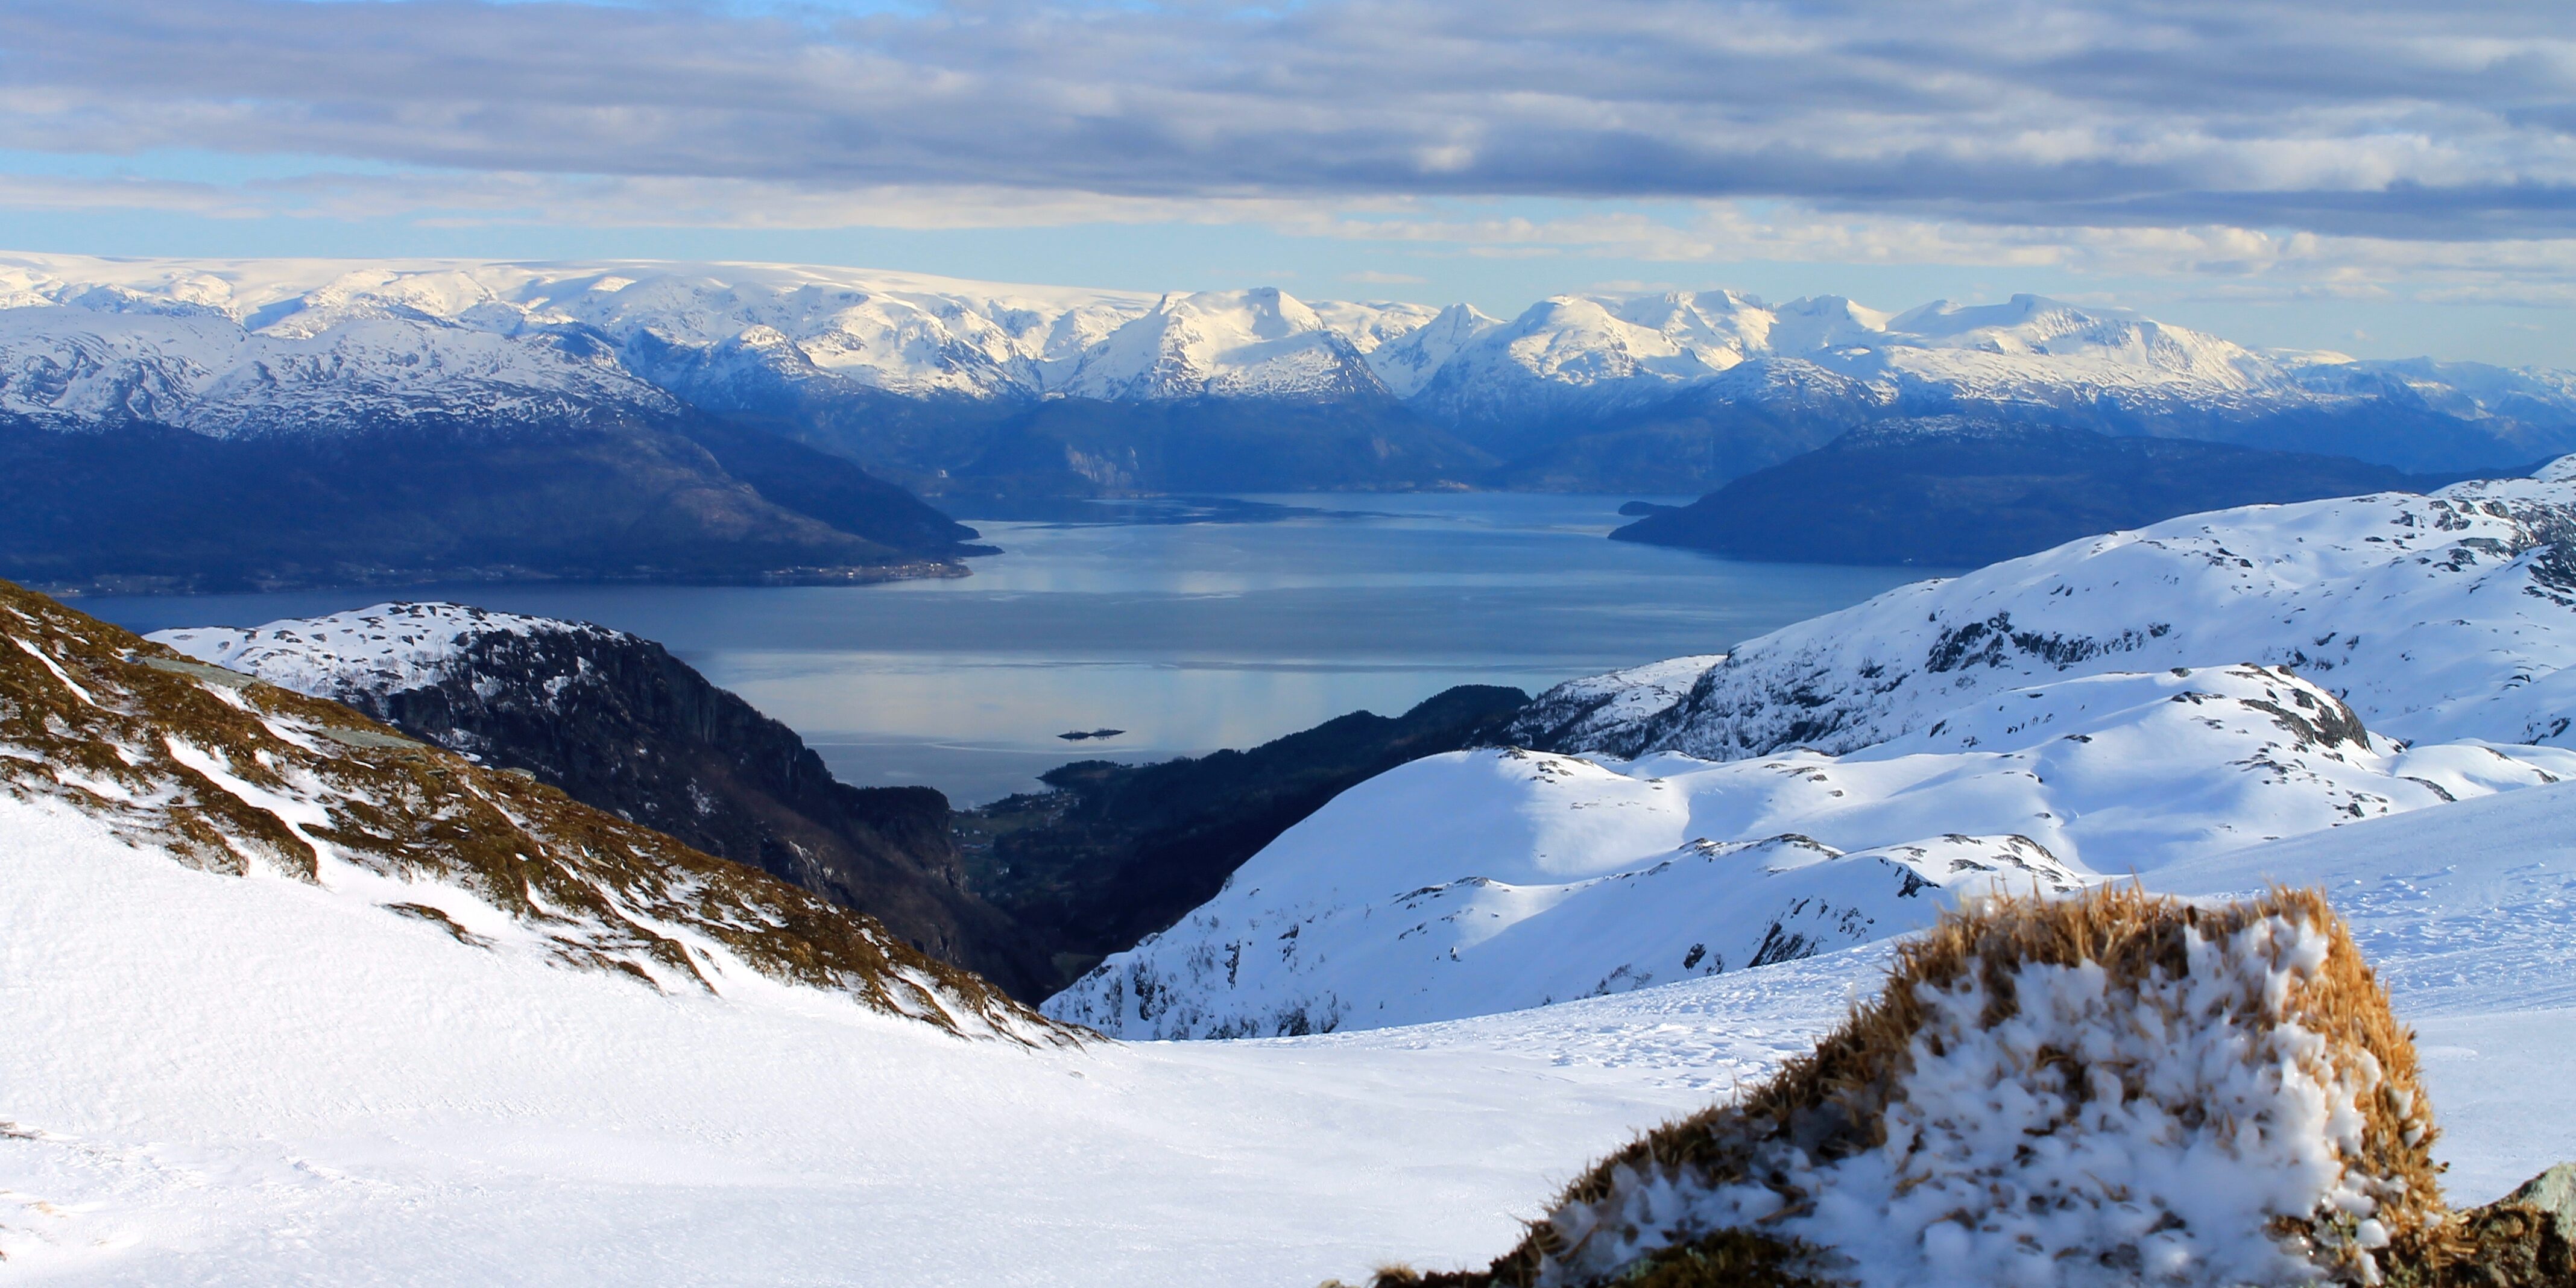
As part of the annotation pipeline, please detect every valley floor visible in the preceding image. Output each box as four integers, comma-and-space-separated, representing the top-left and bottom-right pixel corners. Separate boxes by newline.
5, 781, 2574, 1284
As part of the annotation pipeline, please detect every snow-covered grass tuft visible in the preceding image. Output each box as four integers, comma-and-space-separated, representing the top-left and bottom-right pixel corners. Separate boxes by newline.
1404, 886, 2448, 1288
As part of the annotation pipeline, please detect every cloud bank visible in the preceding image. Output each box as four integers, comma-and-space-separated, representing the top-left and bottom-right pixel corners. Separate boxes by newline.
2, 0, 2572, 241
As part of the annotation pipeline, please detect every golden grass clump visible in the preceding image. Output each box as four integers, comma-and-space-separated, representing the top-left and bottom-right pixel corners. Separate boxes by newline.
1374, 885, 2450, 1288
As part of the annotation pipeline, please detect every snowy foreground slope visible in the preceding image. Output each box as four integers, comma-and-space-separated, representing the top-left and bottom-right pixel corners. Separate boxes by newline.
0, 582, 1035, 1040
8, 763, 2575, 1283
1051, 472, 2576, 1040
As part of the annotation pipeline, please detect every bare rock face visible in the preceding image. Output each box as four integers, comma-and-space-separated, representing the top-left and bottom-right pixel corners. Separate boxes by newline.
2443, 1165, 2576, 1288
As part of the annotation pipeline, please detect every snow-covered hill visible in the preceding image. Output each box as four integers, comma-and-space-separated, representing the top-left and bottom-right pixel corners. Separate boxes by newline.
144, 601, 1059, 997
148, 601, 585, 699
1044, 664, 2576, 1038
1513, 470, 2576, 760
5, 253, 2572, 471
1050, 470, 2576, 1039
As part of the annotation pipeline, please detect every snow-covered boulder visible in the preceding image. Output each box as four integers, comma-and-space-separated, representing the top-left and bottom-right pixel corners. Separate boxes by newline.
1421, 887, 2448, 1288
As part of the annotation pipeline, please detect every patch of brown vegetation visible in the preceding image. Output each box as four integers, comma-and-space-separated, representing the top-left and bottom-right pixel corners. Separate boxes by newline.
1377, 886, 2448, 1287
0, 578, 1070, 1044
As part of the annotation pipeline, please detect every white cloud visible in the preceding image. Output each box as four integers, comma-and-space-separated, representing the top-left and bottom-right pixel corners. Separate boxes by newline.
1, 0, 2572, 240
8, 167, 2576, 309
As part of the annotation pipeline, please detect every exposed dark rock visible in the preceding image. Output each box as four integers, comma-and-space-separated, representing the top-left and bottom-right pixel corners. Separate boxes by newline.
762, 395, 1497, 498
2436, 1164, 2576, 1287
959, 684, 1530, 993
303, 619, 1056, 1000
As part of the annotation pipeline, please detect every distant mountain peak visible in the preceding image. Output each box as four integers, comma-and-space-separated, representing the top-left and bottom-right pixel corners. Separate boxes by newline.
4, 251, 2574, 485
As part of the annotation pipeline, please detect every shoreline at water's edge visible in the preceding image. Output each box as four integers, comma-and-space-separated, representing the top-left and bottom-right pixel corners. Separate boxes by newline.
27, 559, 976, 598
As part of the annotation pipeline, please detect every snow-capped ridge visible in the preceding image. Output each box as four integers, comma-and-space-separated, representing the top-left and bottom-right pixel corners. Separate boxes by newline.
1519, 472, 2576, 761
1050, 286, 1392, 401
11, 253, 2568, 460
152, 602, 605, 702
1058, 473, 2576, 1040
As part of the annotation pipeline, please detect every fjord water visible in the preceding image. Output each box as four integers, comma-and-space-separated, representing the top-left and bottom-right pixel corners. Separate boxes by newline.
83, 493, 1927, 804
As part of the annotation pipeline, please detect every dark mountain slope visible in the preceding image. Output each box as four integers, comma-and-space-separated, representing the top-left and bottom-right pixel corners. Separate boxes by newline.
734, 394, 1495, 497
0, 411, 983, 595
958, 684, 1530, 991
1611, 419, 2476, 567
669, 415, 991, 552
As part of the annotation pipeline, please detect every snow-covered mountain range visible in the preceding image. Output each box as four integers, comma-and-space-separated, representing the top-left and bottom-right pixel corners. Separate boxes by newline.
1047, 466, 2576, 1039
6, 252, 2574, 485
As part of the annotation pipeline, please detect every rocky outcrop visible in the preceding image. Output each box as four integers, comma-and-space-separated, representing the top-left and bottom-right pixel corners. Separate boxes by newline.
961, 684, 1530, 993
2443, 1165, 2576, 1287
1364, 888, 2448, 1287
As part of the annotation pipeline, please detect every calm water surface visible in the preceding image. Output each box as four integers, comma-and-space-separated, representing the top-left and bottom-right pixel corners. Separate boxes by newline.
81, 494, 1932, 804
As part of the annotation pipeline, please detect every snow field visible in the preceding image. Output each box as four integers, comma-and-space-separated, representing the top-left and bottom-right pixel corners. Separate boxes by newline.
0, 795, 1725, 1285
7, 781, 2574, 1283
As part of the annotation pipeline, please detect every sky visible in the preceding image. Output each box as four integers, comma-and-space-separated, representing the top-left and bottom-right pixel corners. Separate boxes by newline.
1, 0, 2574, 364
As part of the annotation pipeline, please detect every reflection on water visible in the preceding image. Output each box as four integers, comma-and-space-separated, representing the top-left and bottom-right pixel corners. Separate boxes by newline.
77, 493, 1934, 804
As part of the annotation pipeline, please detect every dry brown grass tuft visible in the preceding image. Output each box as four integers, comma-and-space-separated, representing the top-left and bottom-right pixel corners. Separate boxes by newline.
1390, 885, 2451, 1287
